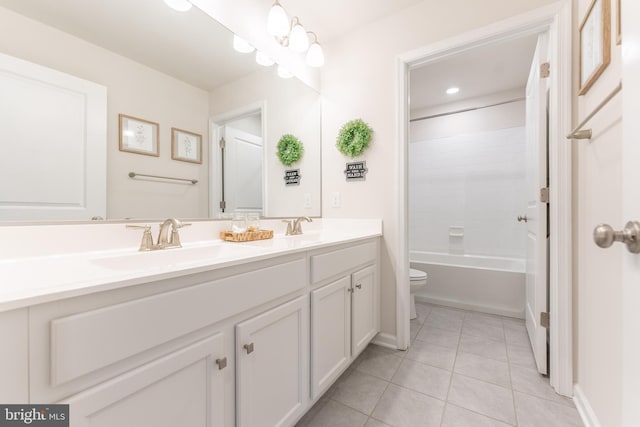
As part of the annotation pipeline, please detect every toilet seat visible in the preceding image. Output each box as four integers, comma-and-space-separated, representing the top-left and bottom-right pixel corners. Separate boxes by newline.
410, 268, 427, 285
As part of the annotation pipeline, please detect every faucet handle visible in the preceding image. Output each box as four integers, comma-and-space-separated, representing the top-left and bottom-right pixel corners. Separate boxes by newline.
282, 219, 294, 236
170, 223, 191, 248
126, 224, 154, 251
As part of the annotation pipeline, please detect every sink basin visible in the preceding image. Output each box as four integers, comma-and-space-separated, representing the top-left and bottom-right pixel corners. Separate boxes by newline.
91, 243, 264, 271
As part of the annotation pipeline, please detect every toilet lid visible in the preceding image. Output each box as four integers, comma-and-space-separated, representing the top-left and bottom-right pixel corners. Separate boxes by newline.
410, 268, 427, 280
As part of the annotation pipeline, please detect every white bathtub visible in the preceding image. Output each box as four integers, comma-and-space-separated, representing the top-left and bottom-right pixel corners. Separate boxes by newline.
410, 251, 525, 318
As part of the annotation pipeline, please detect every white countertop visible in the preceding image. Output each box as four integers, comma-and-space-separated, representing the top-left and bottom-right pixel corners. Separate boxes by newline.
0, 218, 382, 312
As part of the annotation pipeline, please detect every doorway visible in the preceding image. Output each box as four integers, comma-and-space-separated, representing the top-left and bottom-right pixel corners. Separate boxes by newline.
396, 3, 572, 396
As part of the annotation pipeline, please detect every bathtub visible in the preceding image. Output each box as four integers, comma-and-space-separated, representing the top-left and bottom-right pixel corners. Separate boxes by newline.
410, 251, 525, 319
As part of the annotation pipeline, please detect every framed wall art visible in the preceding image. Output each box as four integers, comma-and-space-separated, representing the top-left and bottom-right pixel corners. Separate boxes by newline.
171, 128, 202, 164
119, 114, 159, 156
616, 0, 621, 45
579, 0, 611, 95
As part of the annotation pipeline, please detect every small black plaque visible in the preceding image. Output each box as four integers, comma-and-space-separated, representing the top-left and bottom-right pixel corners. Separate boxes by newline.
284, 169, 301, 186
344, 161, 368, 181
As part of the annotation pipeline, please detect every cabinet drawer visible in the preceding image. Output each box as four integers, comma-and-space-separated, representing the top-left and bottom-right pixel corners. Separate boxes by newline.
49, 257, 305, 387
310, 241, 377, 284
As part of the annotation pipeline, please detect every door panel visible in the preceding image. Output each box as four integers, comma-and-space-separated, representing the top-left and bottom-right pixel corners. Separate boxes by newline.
351, 265, 377, 357
524, 33, 549, 375
223, 125, 263, 213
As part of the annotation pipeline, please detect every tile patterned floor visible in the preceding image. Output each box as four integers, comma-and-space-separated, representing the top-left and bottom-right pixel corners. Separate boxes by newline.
296, 303, 584, 427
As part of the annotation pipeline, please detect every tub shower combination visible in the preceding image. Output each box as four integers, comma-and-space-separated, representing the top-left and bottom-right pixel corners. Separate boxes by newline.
410, 251, 525, 318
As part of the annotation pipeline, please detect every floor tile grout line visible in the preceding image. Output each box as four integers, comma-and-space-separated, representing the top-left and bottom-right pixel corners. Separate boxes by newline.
440, 313, 464, 427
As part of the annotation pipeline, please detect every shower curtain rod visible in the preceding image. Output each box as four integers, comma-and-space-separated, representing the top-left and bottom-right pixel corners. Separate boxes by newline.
410, 97, 526, 122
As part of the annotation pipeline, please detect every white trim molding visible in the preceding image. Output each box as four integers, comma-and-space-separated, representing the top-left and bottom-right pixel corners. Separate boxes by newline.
574, 384, 603, 427
372, 332, 398, 350
396, 0, 573, 396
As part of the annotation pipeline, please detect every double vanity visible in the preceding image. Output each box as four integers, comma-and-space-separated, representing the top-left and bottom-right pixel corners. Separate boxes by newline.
0, 218, 381, 426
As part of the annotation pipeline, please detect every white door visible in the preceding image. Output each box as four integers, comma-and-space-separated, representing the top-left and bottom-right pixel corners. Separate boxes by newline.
235, 296, 309, 427
524, 33, 549, 375
351, 265, 378, 357
0, 52, 106, 221
223, 125, 263, 214
621, 2, 640, 424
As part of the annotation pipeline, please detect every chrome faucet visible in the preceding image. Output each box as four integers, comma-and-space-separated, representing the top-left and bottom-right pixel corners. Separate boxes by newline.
127, 218, 191, 251
283, 216, 312, 236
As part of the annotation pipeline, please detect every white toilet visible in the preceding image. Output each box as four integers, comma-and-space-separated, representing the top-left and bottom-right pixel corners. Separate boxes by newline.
410, 268, 428, 320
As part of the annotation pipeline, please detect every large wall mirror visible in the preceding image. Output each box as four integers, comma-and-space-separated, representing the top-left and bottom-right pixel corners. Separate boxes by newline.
0, 0, 321, 222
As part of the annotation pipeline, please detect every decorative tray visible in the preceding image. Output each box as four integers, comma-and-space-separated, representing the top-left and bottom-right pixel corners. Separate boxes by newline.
219, 229, 274, 242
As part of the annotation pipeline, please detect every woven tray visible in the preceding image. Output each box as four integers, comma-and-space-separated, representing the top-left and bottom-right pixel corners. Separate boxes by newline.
220, 229, 274, 242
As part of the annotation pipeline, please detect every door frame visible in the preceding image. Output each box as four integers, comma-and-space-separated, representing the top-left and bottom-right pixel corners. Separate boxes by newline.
209, 101, 267, 217
395, 1, 573, 396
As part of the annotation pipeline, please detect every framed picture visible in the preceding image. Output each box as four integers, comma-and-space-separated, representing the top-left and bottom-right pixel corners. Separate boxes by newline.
119, 114, 159, 156
616, 0, 621, 45
171, 128, 202, 164
579, 0, 611, 95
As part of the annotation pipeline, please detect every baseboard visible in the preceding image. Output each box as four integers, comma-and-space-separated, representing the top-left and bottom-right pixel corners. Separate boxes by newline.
573, 384, 602, 427
414, 295, 525, 319
371, 332, 397, 350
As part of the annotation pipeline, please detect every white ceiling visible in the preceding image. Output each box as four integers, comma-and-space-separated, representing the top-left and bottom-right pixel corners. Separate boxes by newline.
0, 0, 260, 91
279, 0, 424, 42
409, 34, 539, 112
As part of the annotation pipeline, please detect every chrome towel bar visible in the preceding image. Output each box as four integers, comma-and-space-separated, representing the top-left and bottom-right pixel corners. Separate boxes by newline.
128, 172, 198, 184
566, 82, 622, 140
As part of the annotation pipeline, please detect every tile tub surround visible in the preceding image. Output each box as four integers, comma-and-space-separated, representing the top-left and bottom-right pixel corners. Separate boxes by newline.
296, 303, 583, 427
0, 218, 382, 312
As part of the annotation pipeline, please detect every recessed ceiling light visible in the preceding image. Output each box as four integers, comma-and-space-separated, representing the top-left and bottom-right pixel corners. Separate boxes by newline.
233, 35, 255, 53
446, 87, 460, 95
256, 51, 275, 67
164, 0, 192, 12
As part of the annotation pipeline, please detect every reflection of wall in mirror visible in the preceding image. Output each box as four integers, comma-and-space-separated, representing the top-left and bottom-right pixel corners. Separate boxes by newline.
0, 6, 210, 220
209, 67, 322, 217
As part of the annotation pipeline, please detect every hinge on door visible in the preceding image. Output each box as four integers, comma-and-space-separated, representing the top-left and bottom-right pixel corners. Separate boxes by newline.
540, 62, 550, 78
219, 137, 226, 149
540, 312, 550, 328
219, 200, 226, 209
540, 187, 550, 203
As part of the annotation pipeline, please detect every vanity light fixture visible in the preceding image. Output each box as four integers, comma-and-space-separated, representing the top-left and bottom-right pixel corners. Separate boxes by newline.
446, 87, 460, 95
277, 65, 294, 79
266, 1, 324, 67
233, 35, 255, 53
267, 0, 290, 37
256, 51, 275, 67
163, 0, 192, 12
306, 32, 324, 67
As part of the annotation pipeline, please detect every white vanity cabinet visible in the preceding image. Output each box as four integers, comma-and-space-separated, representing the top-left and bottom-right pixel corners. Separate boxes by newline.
309, 240, 379, 399
236, 295, 309, 427
0, 309, 29, 403
63, 332, 226, 427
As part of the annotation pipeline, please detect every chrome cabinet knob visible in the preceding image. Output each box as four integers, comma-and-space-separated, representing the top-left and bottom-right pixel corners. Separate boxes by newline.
593, 221, 640, 253
517, 215, 528, 223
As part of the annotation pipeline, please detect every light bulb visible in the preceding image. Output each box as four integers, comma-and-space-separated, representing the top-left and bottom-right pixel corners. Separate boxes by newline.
256, 51, 275, 67
289, 21, 309, 53
233, 35, 254, 53
306, 42, 324, 67
163, 0, 192, 12
277, 65, 293, 79
267, 2, 290, 37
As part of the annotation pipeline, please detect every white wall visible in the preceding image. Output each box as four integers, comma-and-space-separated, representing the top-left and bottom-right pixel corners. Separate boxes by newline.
320, 0, 556, 339
572, 0, 623, 424
409, 126, 527, 258
209, 68, 322, 217
0, 6, 210, 219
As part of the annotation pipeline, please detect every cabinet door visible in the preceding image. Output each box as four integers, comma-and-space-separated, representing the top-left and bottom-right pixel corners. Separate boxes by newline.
310, 277, 351, 398
352, 265, 378, 356
236, 296, 309, 427
64, 333, 226, 427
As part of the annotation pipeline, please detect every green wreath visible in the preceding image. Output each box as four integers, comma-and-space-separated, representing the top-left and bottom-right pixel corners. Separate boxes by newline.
336, 118, 373, 158
277, 134, 304, 166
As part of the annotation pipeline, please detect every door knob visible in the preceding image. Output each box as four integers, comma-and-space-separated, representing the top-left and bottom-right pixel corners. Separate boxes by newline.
517, 215, 528, 223
593, 221, 640, 253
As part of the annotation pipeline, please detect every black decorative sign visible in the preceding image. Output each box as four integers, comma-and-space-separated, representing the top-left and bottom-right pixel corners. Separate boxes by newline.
344, 161, 368, 181
284, 169, 301, 186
